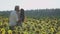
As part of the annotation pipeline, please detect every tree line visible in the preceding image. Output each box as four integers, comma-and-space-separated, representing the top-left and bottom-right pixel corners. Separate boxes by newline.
0, 9, 60, 19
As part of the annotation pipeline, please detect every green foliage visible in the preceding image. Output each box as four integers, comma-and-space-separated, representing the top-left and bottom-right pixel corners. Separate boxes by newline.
0, 9, 60, 19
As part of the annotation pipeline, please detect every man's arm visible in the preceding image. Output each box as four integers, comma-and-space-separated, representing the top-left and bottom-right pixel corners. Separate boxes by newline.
9, 12, 13, 26
9, 11, 16, 26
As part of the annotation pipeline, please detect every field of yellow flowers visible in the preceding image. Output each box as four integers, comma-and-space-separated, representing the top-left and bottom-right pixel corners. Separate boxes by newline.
0, 17, 60, 34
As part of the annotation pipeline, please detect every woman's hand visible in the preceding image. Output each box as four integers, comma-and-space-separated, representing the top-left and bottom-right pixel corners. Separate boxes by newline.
17, 19, 21, 23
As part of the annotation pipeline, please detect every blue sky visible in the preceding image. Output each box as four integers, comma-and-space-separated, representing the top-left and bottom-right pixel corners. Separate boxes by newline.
0, 0, 60, 11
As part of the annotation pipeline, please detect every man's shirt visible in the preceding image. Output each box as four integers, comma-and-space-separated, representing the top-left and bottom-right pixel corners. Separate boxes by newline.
9, 10, 20, 26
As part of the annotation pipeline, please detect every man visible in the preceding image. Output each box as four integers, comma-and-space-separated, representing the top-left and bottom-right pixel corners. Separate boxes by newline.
9, 5, 21, 30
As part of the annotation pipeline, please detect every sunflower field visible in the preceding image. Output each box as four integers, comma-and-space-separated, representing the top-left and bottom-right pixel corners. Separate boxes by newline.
0, 16, 60, 34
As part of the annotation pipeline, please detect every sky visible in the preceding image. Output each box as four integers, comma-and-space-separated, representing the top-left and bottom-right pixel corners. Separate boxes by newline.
0, 0, 60, 11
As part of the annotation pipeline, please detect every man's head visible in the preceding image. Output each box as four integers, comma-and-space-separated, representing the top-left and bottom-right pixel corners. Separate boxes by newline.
15, 5, 20, 11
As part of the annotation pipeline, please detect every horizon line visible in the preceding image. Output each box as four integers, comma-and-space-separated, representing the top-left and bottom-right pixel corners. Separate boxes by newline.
0, 8, 60, 11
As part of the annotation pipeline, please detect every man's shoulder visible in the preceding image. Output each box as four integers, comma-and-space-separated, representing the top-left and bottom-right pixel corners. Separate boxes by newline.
11, 10, 16, 13
10, 10, 16, 15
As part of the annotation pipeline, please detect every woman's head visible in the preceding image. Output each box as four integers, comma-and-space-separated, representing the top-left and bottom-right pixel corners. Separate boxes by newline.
21, 8, 24, 12
20, 8, 24, 14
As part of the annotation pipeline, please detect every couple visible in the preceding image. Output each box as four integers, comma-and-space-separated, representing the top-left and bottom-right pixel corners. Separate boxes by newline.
9, 5, 25, 30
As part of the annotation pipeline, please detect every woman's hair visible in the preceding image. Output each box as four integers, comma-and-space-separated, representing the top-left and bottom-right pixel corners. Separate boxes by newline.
20, 8, 25, 22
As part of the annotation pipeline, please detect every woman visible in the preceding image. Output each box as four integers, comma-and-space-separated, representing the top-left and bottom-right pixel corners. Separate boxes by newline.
17, 8, 25, 26
20, 8, 25, 22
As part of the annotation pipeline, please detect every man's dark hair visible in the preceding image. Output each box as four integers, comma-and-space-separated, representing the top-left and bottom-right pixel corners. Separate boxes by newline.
15, 5, 19, 11
20, 8, 25, 22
